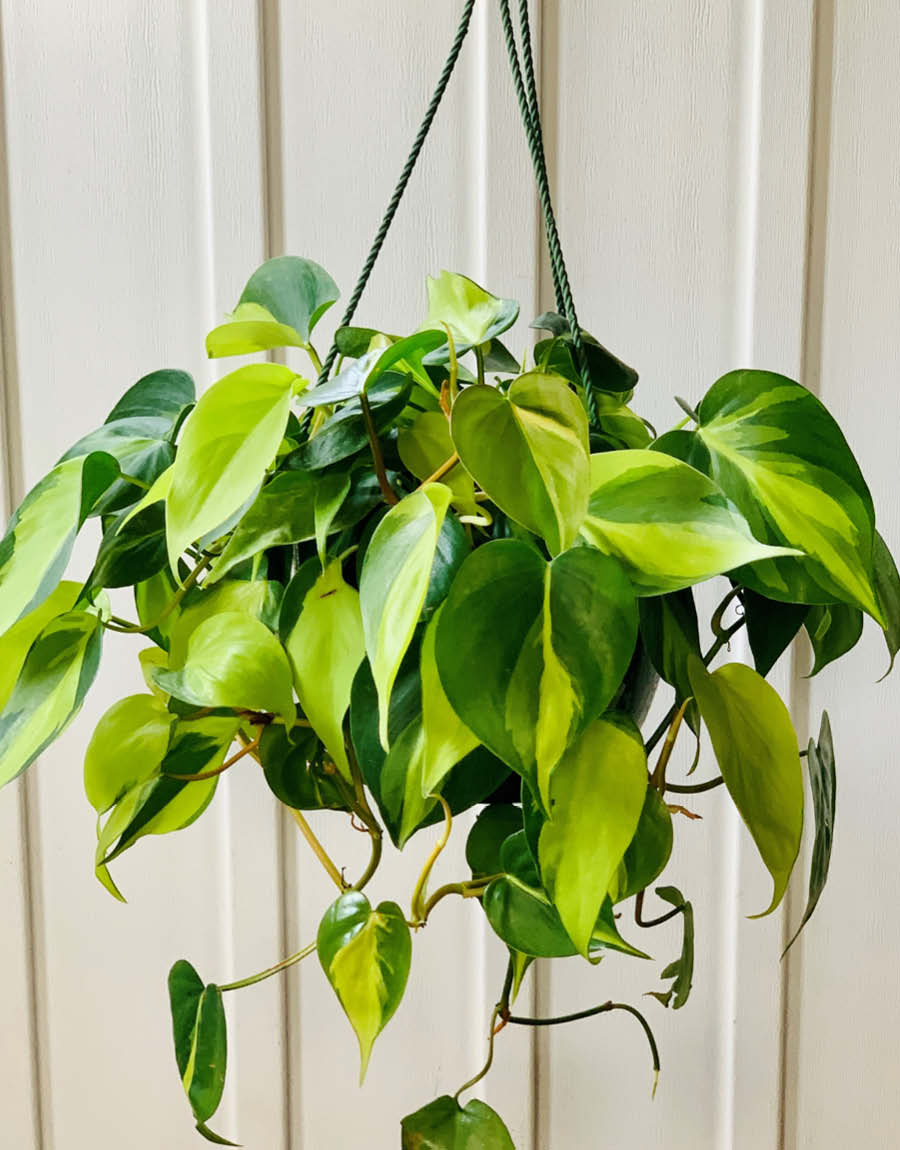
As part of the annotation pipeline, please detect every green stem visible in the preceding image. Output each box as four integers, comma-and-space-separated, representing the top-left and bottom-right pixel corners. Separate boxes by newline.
102, 556, 211, 634
420, 875, 498, 921
454, 959, 514, 1101
443, 323, 459, 404
289, 807, 348, 891
410, 796, 453, 922
634, 888, 684, 928
507, 1001, 660, 1096
351, 829, 383, 892
305, 342, 324, 376
474, 344, 486, 387
118, 471, 151, 491
666, 775, 725, 794
220, 940, 316, 993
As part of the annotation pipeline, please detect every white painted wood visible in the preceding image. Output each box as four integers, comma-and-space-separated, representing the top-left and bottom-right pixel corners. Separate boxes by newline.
784, 4, 900, 1148
1, 1, 899, 1147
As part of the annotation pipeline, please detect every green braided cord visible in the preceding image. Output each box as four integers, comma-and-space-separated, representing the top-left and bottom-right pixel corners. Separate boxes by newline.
498, 0, 596, 419
317, 0, 477, 385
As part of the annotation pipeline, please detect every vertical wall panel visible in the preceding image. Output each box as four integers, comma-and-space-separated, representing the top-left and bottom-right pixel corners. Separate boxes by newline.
786, 4, 900, 1147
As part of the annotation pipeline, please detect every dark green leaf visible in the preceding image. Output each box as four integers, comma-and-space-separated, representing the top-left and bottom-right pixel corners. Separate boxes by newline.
873, 531, 900, 674
805, 604, 863, 676
401, 1095, 515, 1149
740, 587, 809, 677
91, 503, 168, 588
167, 961, 228, 1129
638, 590, 700, 726
647, 886, 693, 1010
259, 724, 348, 811
531, 312, 638, 396
105, 368, 194, 424
610, 786, 674, 903
784, 713, 836, 954
466, 805, 523, 878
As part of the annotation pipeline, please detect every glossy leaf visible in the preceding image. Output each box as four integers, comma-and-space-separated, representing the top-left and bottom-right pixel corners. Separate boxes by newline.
0, 608, 103, 788
435, 540, 637, 806
0, 452, 118, 635
688, 370, 883, 622
91, 504, 168, 589
317, 891, 411, 1079
784, 713, 836, 953
873, 531, 900, 673
647, 887, 694, 1010
688, 658, 803, 915
398, 410, 484, 521
84, 693, 174, 813
314, 471, 351, 565
153, 612, 295, 723
805, 604, 863, 676
401, 1095, 515, 1149
420, 605, 479, 795
423, 269, 518, 350
258, 724, 348, 811
740, 588, 809, 677
209, 468, 381, 581
283, 559, 364, 780
638, 590, 700, 727
610, 786, 674, 903
168, 960, 230, 1138
0, 581, 81, 711
532, 312, 639, 396
303, 330, 446, 405
167, 578, 282, 668
165, 363, 300, 569
466, 804, 524, 878
582, 449, 795, 594
359, 485, 451, 747
538, 716, 647, 954
206, 255, 338, 355
483, 832, 649, 960
106, 368, 195, 424
451, 372, 589, 554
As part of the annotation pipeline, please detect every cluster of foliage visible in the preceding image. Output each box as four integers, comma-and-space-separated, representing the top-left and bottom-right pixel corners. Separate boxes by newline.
0, 257, 895, 1146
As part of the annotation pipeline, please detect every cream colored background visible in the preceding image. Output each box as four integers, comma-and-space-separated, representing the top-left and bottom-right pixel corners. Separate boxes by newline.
0, 2, 897, 1147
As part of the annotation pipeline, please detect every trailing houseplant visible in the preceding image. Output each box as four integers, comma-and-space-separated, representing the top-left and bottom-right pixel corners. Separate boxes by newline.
2, 3, 898, 1147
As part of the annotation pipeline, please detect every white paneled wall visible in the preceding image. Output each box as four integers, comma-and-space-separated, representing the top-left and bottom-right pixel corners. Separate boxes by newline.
0, 3, 897, 1148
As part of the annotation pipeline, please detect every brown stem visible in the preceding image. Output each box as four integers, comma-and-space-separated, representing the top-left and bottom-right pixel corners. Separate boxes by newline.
418, 451, 459, 488
360, 391, 398, 505
164, 731, 262, 782
289, 808, 348, 891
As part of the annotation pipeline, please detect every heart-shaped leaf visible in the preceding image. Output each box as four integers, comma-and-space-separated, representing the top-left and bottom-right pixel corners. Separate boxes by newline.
683, 370, 883, 622
168, 960, 232, 1142
688, 658, 803, 915
303, 330, 447, 406
401, 1095, 515, 1149
317, 891, 411, 1079
398, 410, 484, 522
423, 269, 518, 351
435, 540, 637, 806
609, 786, 674, 903
206, 256, 339, 356
282, 559, 365, 781
153, 612, 295, 723
0, 607, 104, 789
582, 449, 797, 594
0, 451, 119, 635
451, 372, 589, 554
359, 485, 451, 747
538, 716, 648, 954
165, 363, 300, 569
0, 581, 81, 711
84, 693, 175, 814
805, 604, 863, 676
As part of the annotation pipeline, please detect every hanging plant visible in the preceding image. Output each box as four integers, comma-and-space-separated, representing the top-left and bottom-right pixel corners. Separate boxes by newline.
1, 2, 896, 1146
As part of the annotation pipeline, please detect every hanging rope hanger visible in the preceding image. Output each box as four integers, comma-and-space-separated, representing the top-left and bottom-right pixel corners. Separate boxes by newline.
317, 0, 594, 420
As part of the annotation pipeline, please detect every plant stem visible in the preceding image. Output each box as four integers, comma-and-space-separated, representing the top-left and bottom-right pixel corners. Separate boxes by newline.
289, 808, 348, 891
644, 612, 746, 756
650, 698, 689, 794
103, 556, 211, 634
360, 391, 399, 505
420, 874, 498, 920
506, 1001, 660, 1096
410, 795, 453, 922
418, 451, 459, 488
634, 888, 684, 928
444, 323, 459, 404
118, 471, 151, 490
474, 344, 486, 387
220, 940, 316, 993
351, 829, 383, 891
454, 960, 514, 1100
164, 731, 262, 782
666, 776, 725, 794
305, 342, 324, 376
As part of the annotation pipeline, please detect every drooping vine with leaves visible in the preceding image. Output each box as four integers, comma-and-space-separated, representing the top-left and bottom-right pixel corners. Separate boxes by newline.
0, 2, 895, 1147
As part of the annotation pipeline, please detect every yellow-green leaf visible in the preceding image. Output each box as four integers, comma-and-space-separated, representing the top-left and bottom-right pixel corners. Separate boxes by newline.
423, 269, 518, 349
359, 484, 451, 748
451, 372, 589, 554
419, 605, 479, 796
317, 891, 411, 1080
582, 449, 797, 594
688, 658, 803, 915
0, 581, 81, 710
283, 559, 365, 781
538, 716, 647, 955
84, 693, 174, 813
165, 363, 299, 570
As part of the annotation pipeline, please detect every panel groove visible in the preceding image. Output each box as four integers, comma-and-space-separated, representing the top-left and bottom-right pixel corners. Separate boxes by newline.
0, 7, 44, 1146
781, 2, 835, 1147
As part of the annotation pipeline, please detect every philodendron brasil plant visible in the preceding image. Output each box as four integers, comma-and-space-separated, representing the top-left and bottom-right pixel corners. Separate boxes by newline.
1, 257, 897, 1145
